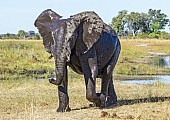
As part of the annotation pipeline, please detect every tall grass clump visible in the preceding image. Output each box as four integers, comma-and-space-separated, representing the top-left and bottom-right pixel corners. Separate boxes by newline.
0, 40, 54, 79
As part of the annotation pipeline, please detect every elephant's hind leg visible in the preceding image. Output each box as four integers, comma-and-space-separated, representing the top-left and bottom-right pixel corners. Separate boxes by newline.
107, 77, 117, 106
100, 40, 120, 108
100, 75, 117, 108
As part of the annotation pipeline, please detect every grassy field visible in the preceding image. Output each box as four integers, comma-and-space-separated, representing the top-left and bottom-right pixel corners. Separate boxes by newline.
116, 39, 170, 76
1, 39, 170, 80
0, 40, 54, 80
0, 39, 170, 119
0, 77, 170, 120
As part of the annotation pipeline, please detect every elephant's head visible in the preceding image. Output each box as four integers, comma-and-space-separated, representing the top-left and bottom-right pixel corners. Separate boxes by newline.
34, 9, 62, 54
34, 9, 110, 85
35, 9, 68, 85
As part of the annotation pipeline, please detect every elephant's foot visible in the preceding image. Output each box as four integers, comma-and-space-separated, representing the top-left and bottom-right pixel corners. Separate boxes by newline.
57, 105, 71, 112
90, 93, 101, 107
105, 96, 117, 108
99, 93, 107, 108
92, 99, 101, 107
49, 78, 61, 85
89, 93, 117, 108
95, 93, 117, 108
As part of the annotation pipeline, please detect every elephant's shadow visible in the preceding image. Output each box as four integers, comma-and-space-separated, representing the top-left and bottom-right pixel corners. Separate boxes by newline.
117, 96, 170, 106
72, 96, 170, 111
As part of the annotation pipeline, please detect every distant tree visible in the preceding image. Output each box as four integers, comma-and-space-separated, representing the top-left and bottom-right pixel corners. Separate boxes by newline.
147, 9, 169, 32
126, 12, 141, 36
150, 22, 160, 33
111, 10, 128, 36
17, 30, 26, 38
4, 33, 11, 39
28, 30, 35, 37
139, 13, 150, 33
111, 9, 169, 38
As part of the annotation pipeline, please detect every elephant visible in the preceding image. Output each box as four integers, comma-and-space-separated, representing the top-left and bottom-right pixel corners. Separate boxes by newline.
34, 9, 121, 112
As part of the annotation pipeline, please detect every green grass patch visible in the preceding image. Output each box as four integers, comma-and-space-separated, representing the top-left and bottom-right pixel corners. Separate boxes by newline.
0, 40, 54, 79
1, 39, 170, 79
115, 39, 170, 76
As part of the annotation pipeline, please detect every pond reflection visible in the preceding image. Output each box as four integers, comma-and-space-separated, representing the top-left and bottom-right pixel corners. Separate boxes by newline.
155, 56, 170, 68
122, 75, 170, 85
163, 56, 170, 68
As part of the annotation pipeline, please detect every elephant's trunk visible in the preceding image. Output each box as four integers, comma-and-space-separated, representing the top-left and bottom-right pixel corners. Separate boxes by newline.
55, 57, 66, 84
50, 25, 68, 85
49, 54, 66, 85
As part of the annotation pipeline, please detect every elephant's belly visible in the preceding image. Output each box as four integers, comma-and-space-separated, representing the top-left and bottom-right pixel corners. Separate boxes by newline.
68, 54, 83, 74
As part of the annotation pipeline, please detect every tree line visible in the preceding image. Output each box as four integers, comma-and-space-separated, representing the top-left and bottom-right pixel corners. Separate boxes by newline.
111, 9, 170, 39
0, 30, 41, 40
1, 9, 170, 40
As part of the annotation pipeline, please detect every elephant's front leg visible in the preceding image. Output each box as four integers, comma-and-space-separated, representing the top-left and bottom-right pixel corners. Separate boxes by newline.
80, 56, 100, 107
57, 66, 71, 112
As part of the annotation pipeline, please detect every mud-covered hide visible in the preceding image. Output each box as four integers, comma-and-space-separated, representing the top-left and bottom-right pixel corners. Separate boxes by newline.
35, 10, 118, 57
34, 9, 62, 54
65, 11, 106, 55
104, 24, 117, 37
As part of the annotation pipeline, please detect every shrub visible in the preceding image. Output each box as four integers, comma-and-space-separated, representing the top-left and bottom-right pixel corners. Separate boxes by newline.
148, 32, 159, 39
159, 32, 170, 40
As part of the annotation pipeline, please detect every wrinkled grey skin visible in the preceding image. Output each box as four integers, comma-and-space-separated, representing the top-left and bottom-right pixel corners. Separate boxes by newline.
34, 9, 121, 112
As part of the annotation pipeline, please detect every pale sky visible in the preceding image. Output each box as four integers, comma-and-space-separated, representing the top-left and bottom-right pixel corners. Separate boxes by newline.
0, 0, 170, 34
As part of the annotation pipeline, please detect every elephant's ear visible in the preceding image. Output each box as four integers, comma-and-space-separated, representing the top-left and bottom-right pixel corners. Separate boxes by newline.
82, 20, 104, 50
34, 9, 62, 53
70, 11, 105, 55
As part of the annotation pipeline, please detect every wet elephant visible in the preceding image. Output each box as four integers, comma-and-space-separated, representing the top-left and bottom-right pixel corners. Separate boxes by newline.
34, 9, 121, 112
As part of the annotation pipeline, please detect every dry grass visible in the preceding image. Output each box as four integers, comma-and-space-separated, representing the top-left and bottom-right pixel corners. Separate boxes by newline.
0, 76, 170, 120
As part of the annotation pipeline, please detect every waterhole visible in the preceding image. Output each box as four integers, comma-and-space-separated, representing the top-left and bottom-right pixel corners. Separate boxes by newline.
122, 75, 170, 85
